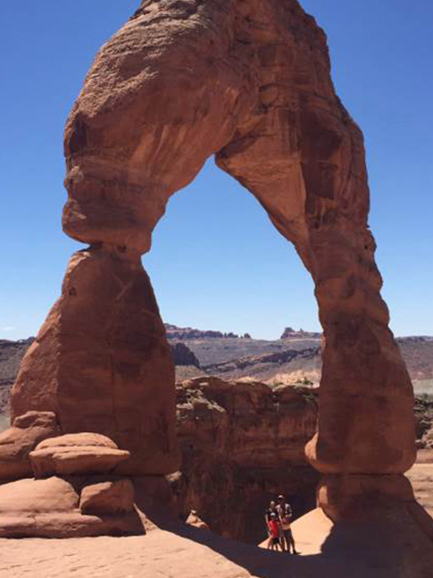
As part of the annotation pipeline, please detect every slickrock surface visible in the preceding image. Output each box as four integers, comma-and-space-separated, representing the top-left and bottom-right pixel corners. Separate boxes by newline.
0, 531, 284, 578
173, 377, 319, 543
290, 506, 433, 572
1, 512, 433, 578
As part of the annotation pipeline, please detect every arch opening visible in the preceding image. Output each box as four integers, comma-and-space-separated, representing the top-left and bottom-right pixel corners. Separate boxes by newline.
144, 156, 320, 343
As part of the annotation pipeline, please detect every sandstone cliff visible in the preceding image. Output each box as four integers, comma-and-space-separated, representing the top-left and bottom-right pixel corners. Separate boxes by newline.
172, 377, 319, 543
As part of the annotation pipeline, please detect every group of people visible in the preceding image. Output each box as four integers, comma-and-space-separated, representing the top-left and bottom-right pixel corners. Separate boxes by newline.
265, 495, 299, 554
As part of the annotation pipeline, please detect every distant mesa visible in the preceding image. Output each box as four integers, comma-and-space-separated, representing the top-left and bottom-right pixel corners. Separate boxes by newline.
280, 327, 322, 340
165, 324, 242, 340
165, 323, 321, 341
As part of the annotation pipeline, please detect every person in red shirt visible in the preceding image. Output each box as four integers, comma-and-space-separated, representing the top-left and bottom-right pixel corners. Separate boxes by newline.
267, 513, 282, 551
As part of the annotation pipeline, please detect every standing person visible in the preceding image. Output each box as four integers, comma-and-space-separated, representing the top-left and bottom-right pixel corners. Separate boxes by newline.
276, 494, 299, 554
267, 513, 282, 552
264, 500, 277, 548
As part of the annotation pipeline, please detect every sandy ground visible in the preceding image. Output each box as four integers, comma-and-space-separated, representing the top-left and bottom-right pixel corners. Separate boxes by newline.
0, 531, 264, 578
2, 507, 433, 578
0, 453, 432, 578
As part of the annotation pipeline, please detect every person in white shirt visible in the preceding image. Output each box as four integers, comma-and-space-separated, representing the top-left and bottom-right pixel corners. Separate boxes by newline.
276, 494, 299, 554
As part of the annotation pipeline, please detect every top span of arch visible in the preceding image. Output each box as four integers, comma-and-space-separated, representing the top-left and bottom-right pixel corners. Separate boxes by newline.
63, 0, 366, 260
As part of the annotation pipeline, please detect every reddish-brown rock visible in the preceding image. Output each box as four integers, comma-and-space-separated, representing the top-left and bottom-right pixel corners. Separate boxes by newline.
12, 247, 180, 475
30, 433, 130, 477
0, 477, 79, 514
80, 480, 135, 515
11, 0, 416, 521
172, 377, 319, 543
0, 411, 59, 480
0, 476, 144, 538
316, 474, 416, 522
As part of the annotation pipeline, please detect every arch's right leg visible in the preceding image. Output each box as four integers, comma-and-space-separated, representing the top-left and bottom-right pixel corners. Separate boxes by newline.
215, 7, 416, 518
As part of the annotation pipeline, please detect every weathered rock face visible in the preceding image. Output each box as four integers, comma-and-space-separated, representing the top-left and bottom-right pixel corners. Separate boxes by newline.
30, 433, 131, 478
172, 377, 319, 543
0, 477, 79, 514
79, 480, 135, 515
0, 475, 145, 538
12, 246, 180, 475
0, 411, 59, 480
11, 0, 416, 519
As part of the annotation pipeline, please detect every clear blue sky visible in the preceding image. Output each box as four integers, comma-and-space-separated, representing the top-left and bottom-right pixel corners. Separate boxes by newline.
0, 1, 432, 340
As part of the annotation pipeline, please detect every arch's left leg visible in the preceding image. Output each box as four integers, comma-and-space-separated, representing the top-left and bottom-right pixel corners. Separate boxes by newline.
11, 0, 252, 475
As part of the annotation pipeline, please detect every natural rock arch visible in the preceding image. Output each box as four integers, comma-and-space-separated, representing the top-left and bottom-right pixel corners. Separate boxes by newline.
12, 0, 415, 514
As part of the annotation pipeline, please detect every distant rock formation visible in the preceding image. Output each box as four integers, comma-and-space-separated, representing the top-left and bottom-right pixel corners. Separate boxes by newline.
280, 327, 322, 340
203, 346, 320, 375
165, 324, 240, 340
171, 343, 200, 368
2, 335, 432, 415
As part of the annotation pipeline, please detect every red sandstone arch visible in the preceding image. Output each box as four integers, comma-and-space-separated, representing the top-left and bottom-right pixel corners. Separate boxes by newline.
11, 0, 415, 507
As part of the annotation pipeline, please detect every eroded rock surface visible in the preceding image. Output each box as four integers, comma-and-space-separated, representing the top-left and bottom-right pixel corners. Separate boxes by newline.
0, 411, 59, 480
172, 377, 319, 543
30, 433, 130, 477
0, 474, 143, 538
10, 0, 416, 528
0, 477, 79, 514
80, 480, 135, 515
12, 247, 180, 476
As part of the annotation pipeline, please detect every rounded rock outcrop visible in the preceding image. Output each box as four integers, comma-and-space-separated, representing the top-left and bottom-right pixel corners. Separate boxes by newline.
79, 480, 135, 516
0, 411, 59, 480
29, 433, 130, 477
